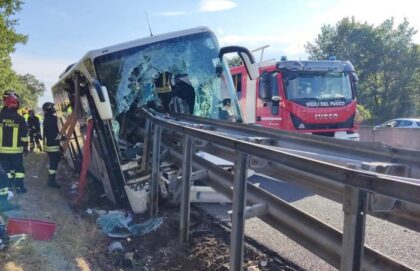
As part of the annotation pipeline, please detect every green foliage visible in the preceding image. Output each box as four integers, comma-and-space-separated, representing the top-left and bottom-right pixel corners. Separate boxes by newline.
356, 104, 372, 123
17, 74, 46, 108
227, 56, 242, 67
0, 0, 27, 59
0, 0, 45, 108
306, 17, 420, 122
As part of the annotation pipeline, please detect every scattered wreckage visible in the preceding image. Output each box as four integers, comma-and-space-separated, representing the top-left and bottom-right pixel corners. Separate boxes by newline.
51, 26, 420, 271
52, 27, 256, 212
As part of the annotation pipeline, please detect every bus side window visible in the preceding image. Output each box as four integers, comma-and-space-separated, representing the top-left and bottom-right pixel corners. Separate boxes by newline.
232, 73, 242, 100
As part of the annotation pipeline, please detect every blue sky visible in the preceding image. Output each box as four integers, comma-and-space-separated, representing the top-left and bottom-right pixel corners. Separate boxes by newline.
10, 0, 420, 106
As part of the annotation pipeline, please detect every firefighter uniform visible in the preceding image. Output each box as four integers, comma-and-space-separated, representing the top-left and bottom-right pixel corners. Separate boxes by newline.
0, 163, 18, 211
42, 102, 61, 188
27, 110, 43, 152
0, 98, 29, 194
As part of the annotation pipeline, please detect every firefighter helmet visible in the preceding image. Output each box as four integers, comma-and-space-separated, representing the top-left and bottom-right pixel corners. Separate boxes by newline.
3, 90, 14, 100
4, 94, 20, 109
3, 90, 20, 99
42, 102, 56, 114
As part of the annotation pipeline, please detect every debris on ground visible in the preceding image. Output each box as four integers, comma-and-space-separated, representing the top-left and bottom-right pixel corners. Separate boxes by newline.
96, 210, 163, 238
8, 234, 27, 247
1, 152, 300, 271
108, 241, 124, 253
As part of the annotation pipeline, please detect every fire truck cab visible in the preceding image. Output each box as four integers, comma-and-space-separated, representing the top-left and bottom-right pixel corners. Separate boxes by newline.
231, 59, 360, 140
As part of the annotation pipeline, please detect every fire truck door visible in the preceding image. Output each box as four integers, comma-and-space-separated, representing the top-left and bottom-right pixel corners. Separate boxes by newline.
256, 72, 281, 128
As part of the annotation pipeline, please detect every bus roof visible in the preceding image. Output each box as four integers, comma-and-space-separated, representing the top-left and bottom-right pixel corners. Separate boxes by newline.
53, 26, 212, 89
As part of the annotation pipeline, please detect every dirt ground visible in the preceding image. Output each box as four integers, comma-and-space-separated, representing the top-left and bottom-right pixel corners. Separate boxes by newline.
0, 152, 298, 271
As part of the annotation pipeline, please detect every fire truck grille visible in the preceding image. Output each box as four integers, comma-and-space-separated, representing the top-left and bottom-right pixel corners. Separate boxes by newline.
291, 113, 355, 130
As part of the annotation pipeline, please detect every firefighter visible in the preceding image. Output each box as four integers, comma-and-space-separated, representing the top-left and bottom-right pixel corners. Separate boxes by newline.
27, 109, 43, 152
22, 108, 29, 122
42, 102, 62, 188
0, 93, 29, 194
1, 91, 19, 112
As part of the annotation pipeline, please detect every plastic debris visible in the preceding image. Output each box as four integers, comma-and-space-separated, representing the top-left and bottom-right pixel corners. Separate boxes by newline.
93, 209, 107, 216
129, 217, 163, 236
122, 252, 135, 268
7, 218, 56, 240
97, 211, 132, 237
9, 234, 27, 247
108, 241, 124, 253
96, 211, 163, 238
7, 191, 14, 200
259, 260, 268, 267
86, 208, 93, 215
69, 182, 79, 194
124, 182, 149, 214
1, 209, 23, 218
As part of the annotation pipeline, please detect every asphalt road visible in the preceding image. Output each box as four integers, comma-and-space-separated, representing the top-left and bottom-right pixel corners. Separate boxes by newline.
196, 173, 420, 271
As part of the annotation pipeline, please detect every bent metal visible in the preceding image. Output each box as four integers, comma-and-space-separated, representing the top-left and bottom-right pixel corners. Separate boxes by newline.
51, 27, 420, 271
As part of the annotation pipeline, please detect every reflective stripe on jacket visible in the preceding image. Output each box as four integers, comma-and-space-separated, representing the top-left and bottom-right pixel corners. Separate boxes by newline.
43, 113, 61, 152
0, 108, 28, 154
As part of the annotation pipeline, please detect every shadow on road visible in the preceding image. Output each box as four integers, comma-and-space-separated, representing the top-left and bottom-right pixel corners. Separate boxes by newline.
248, 174, 314, 203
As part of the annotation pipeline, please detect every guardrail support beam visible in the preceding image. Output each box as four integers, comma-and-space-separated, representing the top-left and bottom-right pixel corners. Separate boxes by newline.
230, 152, 249, 271
140, 119, 151, 172
150, 125, 161, 218
244, 203, 268, 219
180, 135, 193, 243
341, 186, 367, 271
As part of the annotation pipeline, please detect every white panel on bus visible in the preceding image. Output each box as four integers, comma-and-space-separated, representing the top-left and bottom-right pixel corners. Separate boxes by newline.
245, 76, 256, 123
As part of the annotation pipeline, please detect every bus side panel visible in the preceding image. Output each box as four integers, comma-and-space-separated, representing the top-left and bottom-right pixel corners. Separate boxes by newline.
90, 135, 117, 204
87, 89, 127, 207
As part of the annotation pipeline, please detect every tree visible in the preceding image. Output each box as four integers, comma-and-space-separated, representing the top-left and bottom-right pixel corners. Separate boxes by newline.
1, 0, 27, 82
17, 74, 46, 108
227, 56, 242, 67
306, 17, 420, 122
1, 1, 45, 108
0, 0, 27, 92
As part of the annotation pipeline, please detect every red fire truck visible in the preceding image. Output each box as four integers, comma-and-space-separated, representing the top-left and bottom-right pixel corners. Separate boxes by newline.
230, 59, 360, 140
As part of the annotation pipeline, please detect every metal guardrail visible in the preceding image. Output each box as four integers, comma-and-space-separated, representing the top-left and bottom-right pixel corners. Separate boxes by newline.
169, 113, 420, 171
164, 113, 420, 231
140, 108, 420, 271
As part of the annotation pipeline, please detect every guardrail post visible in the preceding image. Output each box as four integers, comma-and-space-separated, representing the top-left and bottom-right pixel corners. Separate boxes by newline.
150, 124, 161, 218
341, 186, 368, 271
180, 135, 193, 243
140, 119, 151, 172
230, 152, 249, 271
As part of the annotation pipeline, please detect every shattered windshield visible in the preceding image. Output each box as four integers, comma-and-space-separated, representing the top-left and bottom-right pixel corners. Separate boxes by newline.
93, 32, 241, 122
285, 72, 353, 100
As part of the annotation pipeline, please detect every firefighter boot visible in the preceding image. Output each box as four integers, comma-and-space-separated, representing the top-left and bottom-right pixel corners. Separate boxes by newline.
0, 195, 20, 212
47, 174, 61, 188
37, 142, 43, 152
7, 172, 15, 191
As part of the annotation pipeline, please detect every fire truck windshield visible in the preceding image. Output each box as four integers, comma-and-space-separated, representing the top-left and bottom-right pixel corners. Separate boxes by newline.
285, 72, 353, 102
93, 31, 241, 121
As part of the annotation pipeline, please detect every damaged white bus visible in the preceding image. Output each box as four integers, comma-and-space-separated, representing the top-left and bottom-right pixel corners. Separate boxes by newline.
51, 27, 258, 211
